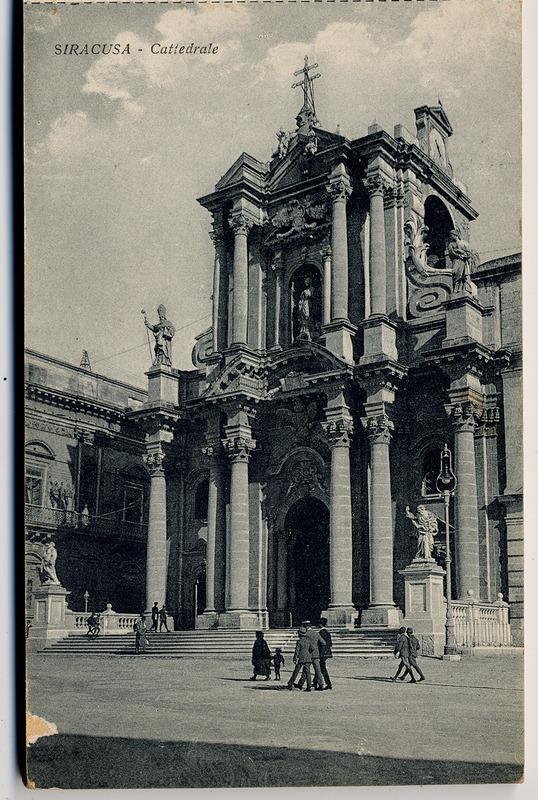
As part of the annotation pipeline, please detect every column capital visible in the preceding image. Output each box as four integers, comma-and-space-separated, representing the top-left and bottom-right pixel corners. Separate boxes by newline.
228, 212, 254, 236
382, 185, 398, 209
74, 427, 94, 445
320, 243, 332, 259
322, 417, 353, 448
201, 442, 223, 462
445, 401, 482, 433
144, 447, 166, 476
364, 173, 392, 198
326, 176, 352, 203
361, 413, 394, 444
209, 228, 225, 247
222, 435, 255, 463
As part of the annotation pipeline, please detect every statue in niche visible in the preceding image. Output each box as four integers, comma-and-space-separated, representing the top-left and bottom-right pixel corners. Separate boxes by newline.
405, 504, 439, 561
276, 128, 290, 159
297, 276, 314, 340
447, 228, 479, 294
40, 540, 60, 585
143, 305, 176, 367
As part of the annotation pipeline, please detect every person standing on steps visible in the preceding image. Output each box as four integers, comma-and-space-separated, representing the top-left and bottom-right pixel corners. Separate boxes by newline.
287, 627, 314, 691
250, 631, 272, 680
134, 614, 148, 654
159, 605, 169, 632
150, 602, 159, 632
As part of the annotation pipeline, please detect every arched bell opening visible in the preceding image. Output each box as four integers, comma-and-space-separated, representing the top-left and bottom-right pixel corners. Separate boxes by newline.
423, 195, 454, 269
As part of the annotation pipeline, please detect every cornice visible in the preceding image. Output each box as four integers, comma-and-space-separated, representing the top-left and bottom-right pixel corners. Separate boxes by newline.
26, 382, 126, 424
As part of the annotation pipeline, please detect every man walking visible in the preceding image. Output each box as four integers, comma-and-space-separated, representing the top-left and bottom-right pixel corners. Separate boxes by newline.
295, 621, 325, 691
287, 627, 314, 691
150, 602, 159, 632
159, 605, 169, 632
391, 626, 415, 682
318, 617, 333, 690
406, 627, 426, 682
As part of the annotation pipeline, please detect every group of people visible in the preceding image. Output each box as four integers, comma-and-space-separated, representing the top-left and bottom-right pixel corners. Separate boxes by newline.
250, 618, 333, 691
391, 626, 426, 683
150, 602, 170, 632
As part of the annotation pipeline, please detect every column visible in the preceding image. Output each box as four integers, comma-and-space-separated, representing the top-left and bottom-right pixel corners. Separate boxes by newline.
322, 399, 358, 628
276, 534, 288, 618
220, 427, 258, 628
321, 244, 332, 326
271, 250, 283, 349
144, 445, 168, 611
209, 225, 227, 353
449, 402, 481, 598
361, 413, 401, 627
326, 165, 352, 321
365, 174, 387, 316
197, 444, 225, 626
229, 212, 253, 346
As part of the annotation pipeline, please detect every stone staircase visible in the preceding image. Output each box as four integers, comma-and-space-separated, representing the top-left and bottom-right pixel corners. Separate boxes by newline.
41, 628, 398, 658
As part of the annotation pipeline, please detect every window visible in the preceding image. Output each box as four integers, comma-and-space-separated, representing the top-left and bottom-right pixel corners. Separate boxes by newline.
26, 465, 45, 506
123, 483, 144, 524
194, 480, 209, 522
421, 448, 442, 496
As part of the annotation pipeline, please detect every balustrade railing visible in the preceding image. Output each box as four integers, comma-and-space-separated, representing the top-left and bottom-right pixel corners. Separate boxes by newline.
65, 607, 138, 635
451, 592, 511, 648
25, 504, 147, 541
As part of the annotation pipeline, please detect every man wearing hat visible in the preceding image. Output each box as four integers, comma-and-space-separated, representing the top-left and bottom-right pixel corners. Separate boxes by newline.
295, 620, 325, 691
286, 627, 315, 691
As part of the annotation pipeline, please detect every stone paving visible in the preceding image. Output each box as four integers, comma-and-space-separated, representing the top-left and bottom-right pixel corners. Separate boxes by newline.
26, 652, 524, 788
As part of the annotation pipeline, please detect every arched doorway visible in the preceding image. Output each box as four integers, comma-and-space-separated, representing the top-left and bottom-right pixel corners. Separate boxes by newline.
285, 497, 330, 625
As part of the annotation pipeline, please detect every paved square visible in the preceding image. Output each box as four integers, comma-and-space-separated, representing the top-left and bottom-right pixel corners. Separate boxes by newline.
26, 652, 524, 788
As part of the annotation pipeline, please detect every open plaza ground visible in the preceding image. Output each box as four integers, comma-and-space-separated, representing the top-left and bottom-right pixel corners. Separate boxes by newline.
26, 651, 524, 789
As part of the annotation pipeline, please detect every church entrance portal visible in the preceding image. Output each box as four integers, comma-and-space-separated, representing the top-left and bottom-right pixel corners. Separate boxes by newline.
285, 497, 330, 626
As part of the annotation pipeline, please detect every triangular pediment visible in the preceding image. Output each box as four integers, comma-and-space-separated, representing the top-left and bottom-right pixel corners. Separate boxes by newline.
214, 152, 267, 191
267, 128, 345, 193
415, 104, 453, 138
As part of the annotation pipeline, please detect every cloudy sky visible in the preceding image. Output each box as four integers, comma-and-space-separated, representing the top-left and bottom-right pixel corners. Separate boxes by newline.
24, 0, 520, 387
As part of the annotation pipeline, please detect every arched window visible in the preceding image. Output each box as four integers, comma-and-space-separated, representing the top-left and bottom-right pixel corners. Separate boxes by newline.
424, 196, 453, 269
25, 440, 55, 506
290, 264, 322, 343
421, 447, 442, 496
194, 479, 209, 522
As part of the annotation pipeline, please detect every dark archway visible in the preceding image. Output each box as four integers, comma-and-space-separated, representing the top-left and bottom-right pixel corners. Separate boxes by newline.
424, 195, 453, 269
285, 496, 330, 625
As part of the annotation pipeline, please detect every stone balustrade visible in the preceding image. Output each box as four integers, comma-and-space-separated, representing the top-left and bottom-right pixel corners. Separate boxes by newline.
65, 607, 138, 635
450, 592, 511, 648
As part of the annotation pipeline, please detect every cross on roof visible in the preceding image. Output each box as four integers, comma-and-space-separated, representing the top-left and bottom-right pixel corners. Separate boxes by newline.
291, 56, 321, 117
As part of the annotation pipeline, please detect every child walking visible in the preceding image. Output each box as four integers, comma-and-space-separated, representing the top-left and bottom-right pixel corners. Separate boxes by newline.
272, 648, 285, 680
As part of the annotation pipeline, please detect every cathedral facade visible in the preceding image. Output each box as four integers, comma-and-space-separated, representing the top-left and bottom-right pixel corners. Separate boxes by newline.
129, 68, 522, 643
25, 66, 523, 645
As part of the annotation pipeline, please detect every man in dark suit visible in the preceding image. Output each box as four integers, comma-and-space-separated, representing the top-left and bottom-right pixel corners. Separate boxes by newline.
317, 617, 333, 690
295, 621, 325, 691
150, 602, 159, 632
391, 626, 415, 682
406, 627, 425, 682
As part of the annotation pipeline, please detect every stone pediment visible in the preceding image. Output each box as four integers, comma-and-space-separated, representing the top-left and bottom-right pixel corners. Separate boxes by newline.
214, 153, 267, 191
201, 352, 266, 400
266, 343, 351, 396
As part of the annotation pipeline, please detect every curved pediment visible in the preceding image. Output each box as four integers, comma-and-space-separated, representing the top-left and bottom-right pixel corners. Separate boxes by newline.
266, 342, 351, 395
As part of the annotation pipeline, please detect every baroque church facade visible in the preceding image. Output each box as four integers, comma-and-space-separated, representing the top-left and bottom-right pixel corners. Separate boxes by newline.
25, 63, 523, 645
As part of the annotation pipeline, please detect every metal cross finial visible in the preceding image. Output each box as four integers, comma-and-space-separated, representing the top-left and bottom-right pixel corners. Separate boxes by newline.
291, 55, 321, 116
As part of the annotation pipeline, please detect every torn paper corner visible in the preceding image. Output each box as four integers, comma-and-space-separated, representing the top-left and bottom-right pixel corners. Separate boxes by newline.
26, 711, 58, 745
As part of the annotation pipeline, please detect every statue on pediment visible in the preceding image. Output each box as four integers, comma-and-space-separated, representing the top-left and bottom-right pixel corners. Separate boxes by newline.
276, 128, 291, 160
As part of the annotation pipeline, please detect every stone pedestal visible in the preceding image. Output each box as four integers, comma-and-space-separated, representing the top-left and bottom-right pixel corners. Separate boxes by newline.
196, 611, 220, 630
360, 316, 398, 363
442, 292, 483, 346
361, 606, 402, 628
400, 559, 447, 656
321, 606, 358, 629
146, 365, 179, 406
323, 320, 356, 363
27, 583, 69, 651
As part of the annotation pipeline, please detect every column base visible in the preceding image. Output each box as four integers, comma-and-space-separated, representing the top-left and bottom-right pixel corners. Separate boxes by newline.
218, 610, 263, 630
359, 315, 398, 363
322, 320, 357, 363
321, 606, 358, 629
196, 611, 220, 630
270, 610, 293, 628
361, 605, 402, 628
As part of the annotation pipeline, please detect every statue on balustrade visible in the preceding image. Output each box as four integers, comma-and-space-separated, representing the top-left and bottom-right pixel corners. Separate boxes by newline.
40, 541, 61, 585
49, 480, 61, 509
405, 504, 439, 561
447, 228, 479, 294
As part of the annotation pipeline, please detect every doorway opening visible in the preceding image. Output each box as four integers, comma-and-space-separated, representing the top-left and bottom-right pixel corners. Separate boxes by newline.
285, 496, 330, 626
